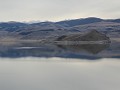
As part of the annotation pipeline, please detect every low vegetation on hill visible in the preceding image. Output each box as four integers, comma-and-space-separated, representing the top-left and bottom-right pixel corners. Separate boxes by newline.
0, 17, 119, 41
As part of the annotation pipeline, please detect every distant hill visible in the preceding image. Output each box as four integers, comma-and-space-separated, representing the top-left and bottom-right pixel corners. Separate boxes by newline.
107, 19, 120, 23
0, 21, 27, 32
56, 17, 120, 27
56, 17, 103, 27
0, 17, 120, 41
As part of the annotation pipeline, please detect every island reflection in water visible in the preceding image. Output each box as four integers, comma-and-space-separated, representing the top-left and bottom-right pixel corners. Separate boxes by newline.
0, 41, 120, 90
0, 41, 119, 59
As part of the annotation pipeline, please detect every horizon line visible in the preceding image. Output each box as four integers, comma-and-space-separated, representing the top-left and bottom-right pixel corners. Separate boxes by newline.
0, 17, 120, 23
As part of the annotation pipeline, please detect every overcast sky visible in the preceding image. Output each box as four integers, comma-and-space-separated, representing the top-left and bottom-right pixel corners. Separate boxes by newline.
0, 0, 120, 21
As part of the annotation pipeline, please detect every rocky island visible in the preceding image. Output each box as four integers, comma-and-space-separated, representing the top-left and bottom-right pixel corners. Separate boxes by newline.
55, 30, 110, 45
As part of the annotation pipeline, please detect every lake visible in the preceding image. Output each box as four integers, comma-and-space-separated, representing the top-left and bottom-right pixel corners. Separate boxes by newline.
0, 41, 120, 90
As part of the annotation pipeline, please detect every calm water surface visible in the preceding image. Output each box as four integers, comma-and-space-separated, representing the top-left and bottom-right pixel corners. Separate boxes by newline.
0, 58, 120, 90
0, 41, 120, 90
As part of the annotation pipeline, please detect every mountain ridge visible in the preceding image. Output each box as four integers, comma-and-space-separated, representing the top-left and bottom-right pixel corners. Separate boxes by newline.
0, 17, 120, 41
1, 17, 120, 26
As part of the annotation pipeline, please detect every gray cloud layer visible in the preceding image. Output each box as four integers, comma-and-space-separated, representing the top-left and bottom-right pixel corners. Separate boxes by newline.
0, 0, 120, 21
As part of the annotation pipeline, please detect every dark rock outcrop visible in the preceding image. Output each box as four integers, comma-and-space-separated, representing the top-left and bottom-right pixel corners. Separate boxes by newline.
57, 30, 110, 42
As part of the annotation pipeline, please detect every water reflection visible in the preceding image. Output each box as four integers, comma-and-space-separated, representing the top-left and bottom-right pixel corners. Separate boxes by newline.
0, 42, 119, 59
0, 58, 120, 90
57, 44, 110, 54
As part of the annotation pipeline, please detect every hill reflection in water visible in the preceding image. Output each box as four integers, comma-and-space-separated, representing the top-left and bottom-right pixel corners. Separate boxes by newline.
57, 44, 110, 54
0, 42, 119, 59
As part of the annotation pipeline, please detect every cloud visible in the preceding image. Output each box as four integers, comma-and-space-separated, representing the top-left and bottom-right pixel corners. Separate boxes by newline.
0, 0, 119, 21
